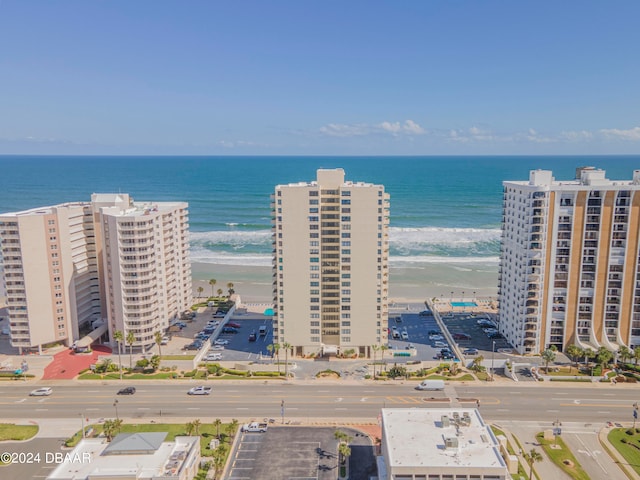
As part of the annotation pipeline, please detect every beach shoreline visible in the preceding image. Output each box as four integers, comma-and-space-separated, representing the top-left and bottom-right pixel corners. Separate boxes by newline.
190, 261, 498, 305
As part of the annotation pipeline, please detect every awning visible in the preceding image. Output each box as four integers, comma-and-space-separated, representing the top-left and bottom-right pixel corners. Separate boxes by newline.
76, 323, 108, 348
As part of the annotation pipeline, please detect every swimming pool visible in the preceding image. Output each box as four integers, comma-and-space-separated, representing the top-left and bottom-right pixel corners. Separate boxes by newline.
450, 301, 478, 307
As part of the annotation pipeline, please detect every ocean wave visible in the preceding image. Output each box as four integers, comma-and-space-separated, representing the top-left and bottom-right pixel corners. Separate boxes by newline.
390, 255, 500, 265
389, 226, 501, 247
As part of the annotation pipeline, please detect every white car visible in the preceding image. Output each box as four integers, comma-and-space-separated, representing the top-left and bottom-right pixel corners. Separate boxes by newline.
30, 387, 53, 396
205, 353, 222, 361
187, 386, 212, 395
401, 331, 409, 340
429, 334, 444, 341
214, 339, 229, 345
211, 345, 225, 350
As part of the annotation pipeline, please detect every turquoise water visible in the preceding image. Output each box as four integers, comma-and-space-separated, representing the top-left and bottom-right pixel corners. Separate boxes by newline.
450, 302, 478, 307
1, 155, 639, 269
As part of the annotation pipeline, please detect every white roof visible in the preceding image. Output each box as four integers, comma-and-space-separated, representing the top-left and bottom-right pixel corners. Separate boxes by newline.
382, 408, 506, 470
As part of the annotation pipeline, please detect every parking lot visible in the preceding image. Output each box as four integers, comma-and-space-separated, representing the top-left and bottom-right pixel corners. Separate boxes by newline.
386, 309, 514, 365
226, 427, 375, 480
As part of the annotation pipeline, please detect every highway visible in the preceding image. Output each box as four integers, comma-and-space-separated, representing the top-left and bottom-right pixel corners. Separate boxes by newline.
1, 382, 638, 425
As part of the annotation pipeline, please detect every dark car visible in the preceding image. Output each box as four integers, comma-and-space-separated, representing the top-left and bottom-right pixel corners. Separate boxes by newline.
227, 322, 241, 328
428, 329, 441, 335
248, 331, 257, 342
222, 327, 238, 334
117, 387, 136, 395
488, 332, 504, 339
463, 348, 479, 355
419, 310, 431, 316
452, 333, 471, 340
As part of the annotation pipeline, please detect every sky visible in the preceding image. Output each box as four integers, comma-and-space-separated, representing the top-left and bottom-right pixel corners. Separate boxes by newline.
1, 1, 639, 156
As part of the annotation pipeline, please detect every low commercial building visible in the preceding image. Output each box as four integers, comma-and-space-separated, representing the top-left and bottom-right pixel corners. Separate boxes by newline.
47, 432, 200, 480
380, 408, 509, 480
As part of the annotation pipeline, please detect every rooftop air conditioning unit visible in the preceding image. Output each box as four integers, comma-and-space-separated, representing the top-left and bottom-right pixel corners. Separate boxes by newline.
445, 437, 459, 449
441, 415, 450, 427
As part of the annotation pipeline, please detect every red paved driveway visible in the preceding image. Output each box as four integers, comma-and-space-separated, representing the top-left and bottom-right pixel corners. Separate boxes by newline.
42, 345, 112, 380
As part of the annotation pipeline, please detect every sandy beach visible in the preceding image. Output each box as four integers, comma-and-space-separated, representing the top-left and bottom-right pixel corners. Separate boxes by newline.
191, 261, 498, 305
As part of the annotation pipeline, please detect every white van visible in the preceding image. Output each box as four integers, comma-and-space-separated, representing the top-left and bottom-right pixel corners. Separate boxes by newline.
434, 341, 448, 348
416, 379, 445, 391
259, 325, 267, 336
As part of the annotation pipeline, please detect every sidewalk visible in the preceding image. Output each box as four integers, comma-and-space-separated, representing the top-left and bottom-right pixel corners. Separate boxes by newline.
599, 424, 640, 480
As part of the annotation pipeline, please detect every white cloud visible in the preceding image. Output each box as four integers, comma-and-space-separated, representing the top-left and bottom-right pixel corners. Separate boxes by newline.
559, 130, 593, 142
600, 126, 640, 141
320, 120, 426, 138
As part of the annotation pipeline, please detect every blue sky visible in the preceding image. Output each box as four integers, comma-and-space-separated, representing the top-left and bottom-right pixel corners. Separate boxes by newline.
1, 1, 639, 155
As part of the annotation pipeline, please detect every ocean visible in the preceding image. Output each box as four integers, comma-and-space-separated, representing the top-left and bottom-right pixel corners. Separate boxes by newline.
1, 155, 639, 300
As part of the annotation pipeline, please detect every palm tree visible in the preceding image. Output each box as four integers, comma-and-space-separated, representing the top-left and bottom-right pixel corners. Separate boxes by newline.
283, 342, 291, 378
197, 286, 204, 298
213, 418, 222, 439
541, 348, 556, 374
126, 331, 136, 369
338, 442, 351, 466
154, 331, 163, 358
566, 344, 582, 371
192, 419, 201, 435
524, 448, 543, 480
371, 344, 380, 379
472, 354, 485, 372
597, 347, 614, 372
209, 279, 217, 297
113, 330, 124, 380
227, 282, 234, 296
380, 344, 389, 371
213, 452, 225, 480
618, 345, 632, 366
227, 419, 239, 441
272, 343, 281, 374
185, 421, 195, 436
217, 288, 223, 297
103, 418, 123, 442
634, 346, 640, 365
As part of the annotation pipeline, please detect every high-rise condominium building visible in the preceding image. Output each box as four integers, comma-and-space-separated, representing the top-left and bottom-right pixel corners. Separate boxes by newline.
0, 194, 191, 353
272, 169, 390, 357
0, 203, 100, 354
499, 167, 640, 354
93, 194, 191, 349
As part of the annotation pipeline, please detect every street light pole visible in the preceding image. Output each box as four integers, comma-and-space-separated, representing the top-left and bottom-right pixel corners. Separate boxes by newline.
281, 400, 285, 424
81, 413, 85, 439
553, 418, 562, 446
113, 399, 119, 421
491, 341, 496, 381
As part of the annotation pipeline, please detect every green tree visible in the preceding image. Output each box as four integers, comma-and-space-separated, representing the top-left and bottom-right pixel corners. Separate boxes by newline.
192, 419, 201, 435
618, 345, 632, 365
524, 448, 543, 480
597, 346, 614, 371
103, 418, 123, 442
338, 442, 351, 466
634, 346, 640, 365
126, 331, 136, 369
197, 286, 204, 297
380, 344, 389, 371
471, 355, 485, 372
209, 279, 217, 297
565, 344, 582, 371
271, 343, 281, 374
227, 419, 239, 441
541, 348, 556, 374
213, 418, 222, 439
283, 342, 291, 378
217, 288, 223, 297
154, 331, 163, 358
113, 330, 124, 380
185, 421, 195, 436
149, 354, 161, 371
213, 453, 225, 480
371, 344, 380, 379
227, 282, 234, 296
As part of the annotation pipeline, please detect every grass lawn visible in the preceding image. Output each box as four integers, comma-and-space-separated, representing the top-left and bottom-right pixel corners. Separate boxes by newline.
536, 432, 590, 480
65, 421, 237, 457
475, 371, 490, 381
0, 423, 39, 441
545, 366, 589, 376
78, 372, 176, 380
425, 374, 475, 381
608, 427, 640, 476
161, 355, 195, 360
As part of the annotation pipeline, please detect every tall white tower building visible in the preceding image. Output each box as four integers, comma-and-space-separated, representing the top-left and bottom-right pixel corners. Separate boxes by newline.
272, 169, 390, 357
499, 168, 640, 354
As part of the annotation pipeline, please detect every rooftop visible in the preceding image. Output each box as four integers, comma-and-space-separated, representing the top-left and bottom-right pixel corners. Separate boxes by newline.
382, 408, 505, 470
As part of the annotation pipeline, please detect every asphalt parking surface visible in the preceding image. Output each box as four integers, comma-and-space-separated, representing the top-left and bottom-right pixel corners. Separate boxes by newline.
1, 438, 66, 480
227, 427, 375, 480
387, 313, 454, 362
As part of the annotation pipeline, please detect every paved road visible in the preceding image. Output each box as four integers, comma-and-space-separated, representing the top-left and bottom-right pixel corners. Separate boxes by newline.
1, 382, 638, 425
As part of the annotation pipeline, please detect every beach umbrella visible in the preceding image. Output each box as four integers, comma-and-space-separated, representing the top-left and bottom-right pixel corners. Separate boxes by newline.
263, 308, 274, 316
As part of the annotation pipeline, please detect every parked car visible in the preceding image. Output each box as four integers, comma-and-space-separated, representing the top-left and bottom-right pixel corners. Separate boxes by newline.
214, 339, 229, 345
452, 333, 471, 340
394, 316, 402, 323
183, 342, 202, 351
429, 334, 444, 341
117, 387, 136, 395
211, 345, 225, 350
428, 329, 441, 335
30, 387, 53, 396
434, 341, 448, 348
248, 331, 257, 342
204, 353, 223, 361
463, 348, 479, 355
488, 332, 504, 339
227, 322, 241, 329
419, 310, 431, 316
222, 327, 238, 334
160, 336, 170, 345
401, 331, 409, 340
187, 386, 212, 395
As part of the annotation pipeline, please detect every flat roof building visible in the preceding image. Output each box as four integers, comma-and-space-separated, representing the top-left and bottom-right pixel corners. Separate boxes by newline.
380, 408, 508, 480
499, 168, 640, 354
272, 169, 390, 358
46, 432, 200, 480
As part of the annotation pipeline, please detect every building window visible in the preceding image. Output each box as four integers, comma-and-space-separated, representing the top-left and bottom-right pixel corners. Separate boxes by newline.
341, 337, 350, 342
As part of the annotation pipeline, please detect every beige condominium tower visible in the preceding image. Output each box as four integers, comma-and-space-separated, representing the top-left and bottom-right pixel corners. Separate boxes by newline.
0, 194, 191, 354
499, 167, 640, 355
272, 168, 390, 358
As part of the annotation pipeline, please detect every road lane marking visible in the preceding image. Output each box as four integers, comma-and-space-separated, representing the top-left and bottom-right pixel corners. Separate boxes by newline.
14, 399, 26, 403
547, 410, 560, 412
597, 411, 611, 414
87, 408, 100, 411
335, 408, 348, 410
187, 407, 200, 410
138, 407, 150, 410
35, 408, 48, 411
236, 407, 249, 410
